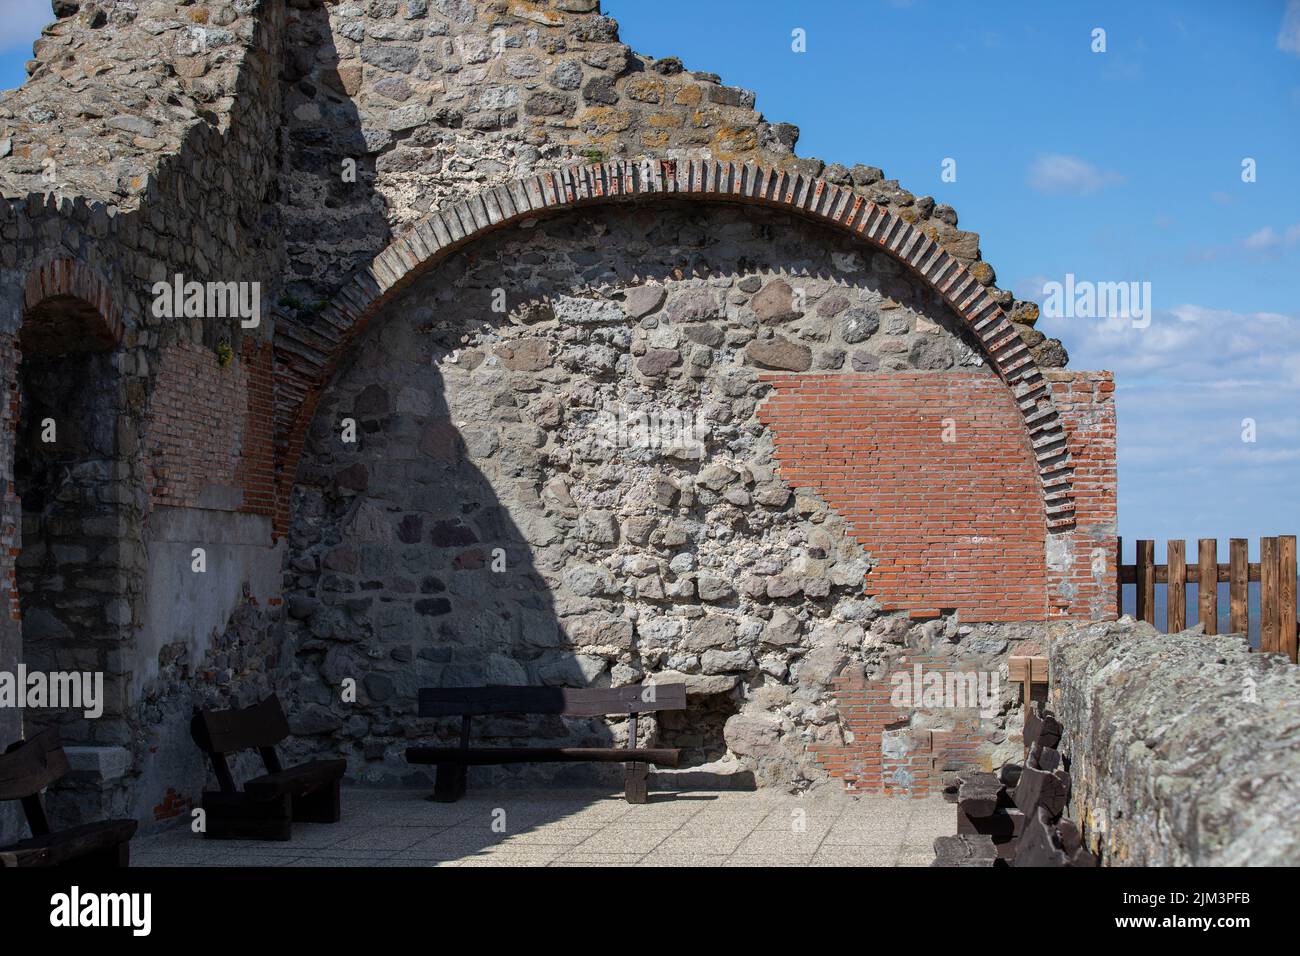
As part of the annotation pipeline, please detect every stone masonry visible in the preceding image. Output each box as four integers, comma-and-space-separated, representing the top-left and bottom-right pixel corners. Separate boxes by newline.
0, 1, 1115, 836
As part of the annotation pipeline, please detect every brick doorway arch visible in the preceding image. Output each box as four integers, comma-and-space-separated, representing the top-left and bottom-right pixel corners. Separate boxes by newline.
13, 258, 133, 821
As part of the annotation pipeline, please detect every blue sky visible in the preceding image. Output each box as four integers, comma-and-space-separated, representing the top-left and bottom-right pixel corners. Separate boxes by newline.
3, 0, 1298, 556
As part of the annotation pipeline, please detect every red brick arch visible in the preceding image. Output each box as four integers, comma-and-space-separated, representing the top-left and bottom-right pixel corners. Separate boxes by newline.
21, 257, 126, 349
272, 158, 1076, 537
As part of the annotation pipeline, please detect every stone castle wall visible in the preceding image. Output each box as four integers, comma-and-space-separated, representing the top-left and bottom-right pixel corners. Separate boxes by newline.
0, 1, 1113, 831
281, 199, 1091, 790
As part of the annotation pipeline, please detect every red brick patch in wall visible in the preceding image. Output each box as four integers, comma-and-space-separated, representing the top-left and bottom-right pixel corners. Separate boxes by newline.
153, 787, 193, 822
809, 653, 989, 797
141, 341, 276, 518
234, 340, 276, 519
758, 371, 1049, 621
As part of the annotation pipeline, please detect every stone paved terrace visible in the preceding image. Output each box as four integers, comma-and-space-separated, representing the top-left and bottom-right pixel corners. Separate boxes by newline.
132, 788, 953, 867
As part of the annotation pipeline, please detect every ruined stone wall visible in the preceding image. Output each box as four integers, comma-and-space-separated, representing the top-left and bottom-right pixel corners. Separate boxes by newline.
0, 0, 1115, 828
0, 1, 292, 831
1050, 619, 1300, 866
282, 199, 1053, 790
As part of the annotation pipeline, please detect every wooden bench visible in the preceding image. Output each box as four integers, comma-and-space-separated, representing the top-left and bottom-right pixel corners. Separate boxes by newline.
190, 695, 346, 840
0, 729, 137, 867
406, 684, 686, 804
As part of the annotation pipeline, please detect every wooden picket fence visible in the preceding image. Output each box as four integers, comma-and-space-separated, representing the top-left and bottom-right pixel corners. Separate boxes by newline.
1116, 535, 1298, 663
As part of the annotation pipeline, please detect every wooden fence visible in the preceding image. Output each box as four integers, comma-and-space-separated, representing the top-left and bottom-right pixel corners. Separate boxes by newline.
1116, 535, 1298, 663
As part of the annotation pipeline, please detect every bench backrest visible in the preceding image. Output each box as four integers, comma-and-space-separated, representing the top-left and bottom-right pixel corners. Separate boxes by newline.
417, 684, 687, 719
191, 695, 291, 756
0, 728, 68, 801
1, 729, 69, 837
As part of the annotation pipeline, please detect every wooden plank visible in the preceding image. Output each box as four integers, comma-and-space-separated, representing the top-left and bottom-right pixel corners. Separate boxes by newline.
1167, 540, 1186, 632
1008, 657, 1029, 683
1136, 540, 1155, 625
1281, 535, 1298, 664
417, 684, 687, 717
1198, 539, 1218, 634
193, 695, 290, 754
1229, 538, 1249, 636
1115, 535, 1124, 618
1120, 563, 1263, 584
1029, 657, 1048, 683
1261, 537, 1279, 654
406, 746, 682, 766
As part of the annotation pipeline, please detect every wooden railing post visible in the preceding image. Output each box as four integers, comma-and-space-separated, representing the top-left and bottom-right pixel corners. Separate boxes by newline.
1229, 539, 1249, 635
1198, 538, 1218, 634
1262, 537, 1280, 654
1166, 540, 1186, 632
1115, 535, 1124, 619
1136, 540, 1155, 625
1281, 535, 1297, 663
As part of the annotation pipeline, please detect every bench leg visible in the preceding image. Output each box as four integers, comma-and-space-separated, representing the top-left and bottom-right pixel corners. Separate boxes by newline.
65, 841, 130, 868
202, 793, 293, 841
293, 779, 342, 824
430, 763, 467, 803
624, 761, 649, 804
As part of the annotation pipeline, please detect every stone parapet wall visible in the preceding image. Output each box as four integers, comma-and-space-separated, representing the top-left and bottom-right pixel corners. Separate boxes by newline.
1050, 619, 1300, 866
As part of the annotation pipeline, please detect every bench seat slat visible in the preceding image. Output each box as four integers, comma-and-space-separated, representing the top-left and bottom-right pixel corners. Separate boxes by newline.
244, 759, 348, 801
406, 746, 681, 767
416, 684, 686, 718
0, 819, 137, 868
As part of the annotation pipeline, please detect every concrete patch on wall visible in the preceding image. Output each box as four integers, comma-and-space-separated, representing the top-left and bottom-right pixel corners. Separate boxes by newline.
139, 506, 282, 686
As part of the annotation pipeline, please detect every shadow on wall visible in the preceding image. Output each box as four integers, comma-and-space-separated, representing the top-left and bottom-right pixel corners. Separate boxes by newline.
14, 294, 125, 788
287, 346, 622, 790
134, 1, 401, 832
280, 2, 395, 295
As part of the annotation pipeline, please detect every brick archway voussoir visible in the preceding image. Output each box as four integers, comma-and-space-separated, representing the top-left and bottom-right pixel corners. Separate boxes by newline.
273, 158, 1076, 536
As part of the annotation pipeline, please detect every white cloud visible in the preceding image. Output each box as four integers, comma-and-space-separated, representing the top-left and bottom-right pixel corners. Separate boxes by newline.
1243, 227, 1280, 250
1239, 223, 1300, 254
1280, 0, 1300, 55
0, 0, 51, 56
1026, 154, 1124, 196
1043, 302, 1300, 397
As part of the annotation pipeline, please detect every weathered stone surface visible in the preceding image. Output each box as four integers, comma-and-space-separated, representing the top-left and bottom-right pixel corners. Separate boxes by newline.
746, 336, 812, 371
623, 285, 666, 319
751, 279, 800, 324
1051, 619, 1300, 866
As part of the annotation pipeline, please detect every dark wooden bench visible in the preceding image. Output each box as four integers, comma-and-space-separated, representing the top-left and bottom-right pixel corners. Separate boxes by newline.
190, 695, 346, 840
0, 729, 137, 867
406, 684, 686, 804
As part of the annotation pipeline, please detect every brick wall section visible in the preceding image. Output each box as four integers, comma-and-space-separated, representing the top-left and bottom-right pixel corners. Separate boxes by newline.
234, 340, 276, 519
1046, 371, 1118, 620
140, 342, 276, 519
809, 653, 989, 797
758, 371, 1049, 622
141, 343, 247, 507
